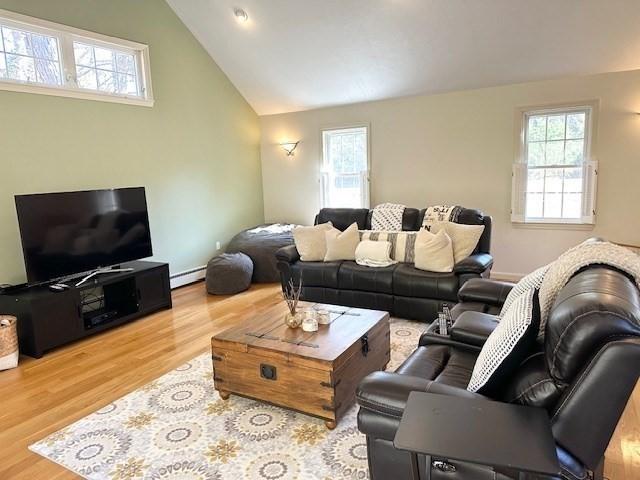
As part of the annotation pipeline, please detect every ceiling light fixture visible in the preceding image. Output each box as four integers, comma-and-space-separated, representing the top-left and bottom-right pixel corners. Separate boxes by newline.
280, 141, 300, 156
234, 8, 248, 23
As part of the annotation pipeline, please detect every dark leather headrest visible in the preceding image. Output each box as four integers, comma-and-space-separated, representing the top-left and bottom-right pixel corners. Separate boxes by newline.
402, 208, 420, 230
315, 208, 369, 231
544, 266, 640, 383
456, 208, 485, 225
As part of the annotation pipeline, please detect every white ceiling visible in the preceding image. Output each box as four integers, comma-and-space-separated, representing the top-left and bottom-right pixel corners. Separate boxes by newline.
167, 0, 640, 116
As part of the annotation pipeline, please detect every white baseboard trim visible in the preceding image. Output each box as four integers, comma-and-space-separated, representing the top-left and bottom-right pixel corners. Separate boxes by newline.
490, 271, 524, 282
170, 265, 206, 289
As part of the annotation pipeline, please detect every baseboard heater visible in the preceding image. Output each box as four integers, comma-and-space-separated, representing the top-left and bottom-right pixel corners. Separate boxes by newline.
170, 265, 206, 289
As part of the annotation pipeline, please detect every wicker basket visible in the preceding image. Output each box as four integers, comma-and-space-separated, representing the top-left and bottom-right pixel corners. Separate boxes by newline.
0, 315, 18, 370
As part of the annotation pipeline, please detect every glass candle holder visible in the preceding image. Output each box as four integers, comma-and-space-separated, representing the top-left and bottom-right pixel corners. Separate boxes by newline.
302, 312, 319, 332
315, 309, 331, 324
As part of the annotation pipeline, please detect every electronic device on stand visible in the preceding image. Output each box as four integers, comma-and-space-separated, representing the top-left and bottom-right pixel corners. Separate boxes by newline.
0, 187, 172, 357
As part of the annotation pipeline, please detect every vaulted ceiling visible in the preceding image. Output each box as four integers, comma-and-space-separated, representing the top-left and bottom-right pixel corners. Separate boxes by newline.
167, 0, 640, 116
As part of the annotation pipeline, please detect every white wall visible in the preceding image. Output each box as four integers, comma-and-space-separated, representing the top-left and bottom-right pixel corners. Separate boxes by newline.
260, 70, 640, 278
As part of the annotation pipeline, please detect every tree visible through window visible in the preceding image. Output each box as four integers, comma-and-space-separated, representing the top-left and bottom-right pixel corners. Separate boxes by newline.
74, 42, 140, 96
0, 25, 62, 85
512, 105, 597, 224
321, 126, 370, 208
0, 9, 152, 105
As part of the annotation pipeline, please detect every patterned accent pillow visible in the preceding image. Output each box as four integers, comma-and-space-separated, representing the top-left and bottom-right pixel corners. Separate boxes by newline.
467, 288, 541, 395
359, 230, 417, 263
421, 205, 462, 229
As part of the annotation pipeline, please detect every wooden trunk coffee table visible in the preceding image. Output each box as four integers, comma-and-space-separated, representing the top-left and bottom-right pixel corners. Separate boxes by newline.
211, 302, 390, 429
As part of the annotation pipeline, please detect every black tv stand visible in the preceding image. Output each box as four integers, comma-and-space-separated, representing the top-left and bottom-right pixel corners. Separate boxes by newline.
0, 261, 171, 358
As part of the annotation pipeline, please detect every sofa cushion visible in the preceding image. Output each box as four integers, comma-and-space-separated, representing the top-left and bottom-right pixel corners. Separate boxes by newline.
419, 207, 491, 254
355, 240, 395, 267
431, 222, 485, 263
392, 264, 459, 302
290, 261, 342, 288
293, 222, 336, 261
325, 222, 359, 261
395, 345, 476, 389
338, 261, 395, 294
414, 229, 454, 273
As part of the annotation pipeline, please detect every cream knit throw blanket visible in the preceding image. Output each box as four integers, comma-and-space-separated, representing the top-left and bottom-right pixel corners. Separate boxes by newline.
371, 203, 406, 231
537, 240, 640, 336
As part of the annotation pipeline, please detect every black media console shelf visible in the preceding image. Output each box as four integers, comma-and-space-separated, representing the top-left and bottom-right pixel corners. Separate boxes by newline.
0, 261, 171, 358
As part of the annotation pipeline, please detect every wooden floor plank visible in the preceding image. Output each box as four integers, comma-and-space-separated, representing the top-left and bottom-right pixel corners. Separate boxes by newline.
0, 282, 637, 479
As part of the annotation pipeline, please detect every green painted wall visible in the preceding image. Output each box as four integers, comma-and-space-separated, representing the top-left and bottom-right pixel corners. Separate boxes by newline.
0, 0, 264, 284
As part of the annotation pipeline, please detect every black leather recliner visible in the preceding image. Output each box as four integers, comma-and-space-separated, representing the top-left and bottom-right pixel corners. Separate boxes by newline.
276, 206, 493, 321
356, 265, 640, 479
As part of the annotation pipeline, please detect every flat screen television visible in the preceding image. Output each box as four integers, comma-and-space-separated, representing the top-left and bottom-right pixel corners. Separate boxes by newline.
15, 187, 153, 283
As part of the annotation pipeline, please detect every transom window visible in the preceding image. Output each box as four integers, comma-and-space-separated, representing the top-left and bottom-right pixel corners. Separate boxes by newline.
321, 126, 370, 209
0, 9, 153, 106
512, 104, 597, 225
74, 42, 139, 96
0, 25, 62, 85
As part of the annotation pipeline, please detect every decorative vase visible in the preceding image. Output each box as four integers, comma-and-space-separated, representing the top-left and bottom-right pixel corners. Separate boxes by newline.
284, 311, 303, 328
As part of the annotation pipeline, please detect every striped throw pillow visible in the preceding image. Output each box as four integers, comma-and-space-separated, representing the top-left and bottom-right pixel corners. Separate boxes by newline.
359, 230, 417, 263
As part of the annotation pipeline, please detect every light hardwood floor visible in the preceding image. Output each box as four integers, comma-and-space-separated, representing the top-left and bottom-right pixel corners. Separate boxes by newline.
0, 282, 637, 479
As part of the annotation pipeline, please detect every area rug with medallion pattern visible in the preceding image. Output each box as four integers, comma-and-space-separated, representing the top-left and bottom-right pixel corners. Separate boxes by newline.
30, 318, 426, 479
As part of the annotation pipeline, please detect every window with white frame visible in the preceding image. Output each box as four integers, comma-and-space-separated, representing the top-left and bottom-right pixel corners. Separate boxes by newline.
512, 104, 597, 224
321, 126, 370, 209
0, 9, 153, 105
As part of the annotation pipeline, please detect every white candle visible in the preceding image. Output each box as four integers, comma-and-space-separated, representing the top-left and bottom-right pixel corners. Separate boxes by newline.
302, 315, 319, 332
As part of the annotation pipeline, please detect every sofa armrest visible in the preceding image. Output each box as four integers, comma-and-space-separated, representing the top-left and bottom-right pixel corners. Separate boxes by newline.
457, 277, 515, 306
275, 244, 300, 263
449, 311, 499, 347
356, 371, 484, 419
453, 253, 494, 275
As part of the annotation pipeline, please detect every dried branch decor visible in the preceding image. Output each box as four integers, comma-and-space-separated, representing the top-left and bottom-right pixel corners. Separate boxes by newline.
282, 279, 302, 315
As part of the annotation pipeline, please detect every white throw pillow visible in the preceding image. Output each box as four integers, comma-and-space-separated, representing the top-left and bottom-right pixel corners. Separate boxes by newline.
430, 222, 484, 263
414, 229, 454, 273
325, 222, 360, 261
355, 240, 396, 267
293, 222, 336, 261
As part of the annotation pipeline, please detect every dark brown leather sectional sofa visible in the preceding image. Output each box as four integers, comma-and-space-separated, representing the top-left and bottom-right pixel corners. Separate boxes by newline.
276, 206, 493, 321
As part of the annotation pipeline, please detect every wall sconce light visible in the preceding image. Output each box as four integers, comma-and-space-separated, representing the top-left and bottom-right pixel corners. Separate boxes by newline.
280, 141, 300, 156
234, 8, 249, 23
